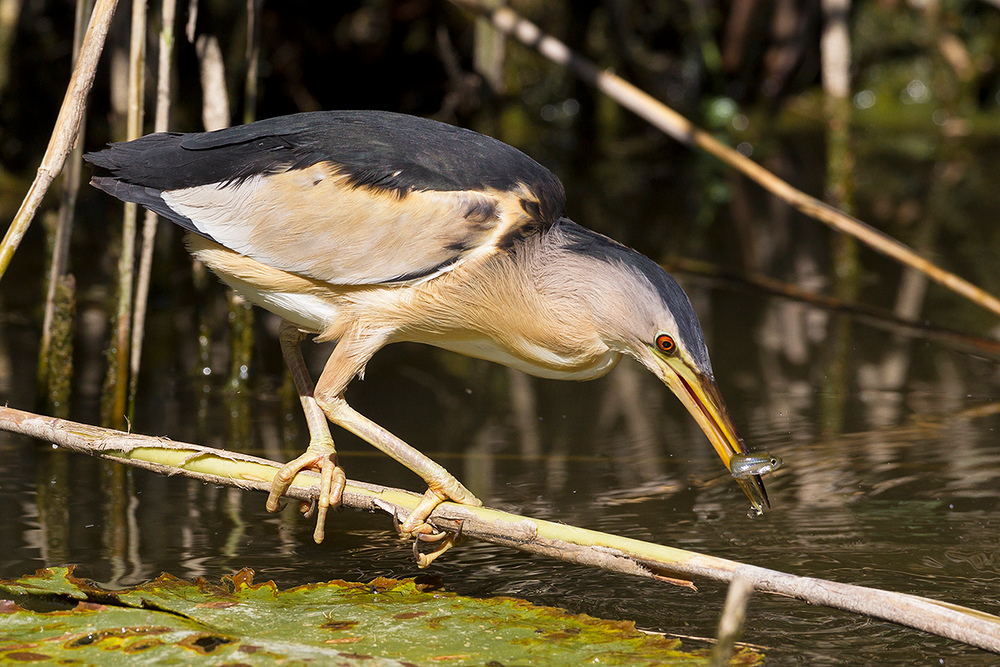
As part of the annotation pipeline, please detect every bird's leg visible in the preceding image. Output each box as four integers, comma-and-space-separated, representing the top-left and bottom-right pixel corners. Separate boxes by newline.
312, 335, 481, 561
267, 321, 347, 543
323, 396, 481, 512
321, 396, 479, 566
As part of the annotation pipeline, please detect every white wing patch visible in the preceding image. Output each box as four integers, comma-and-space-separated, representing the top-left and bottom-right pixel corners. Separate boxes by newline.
160, 163, 506, 286
162, 175, 267, 257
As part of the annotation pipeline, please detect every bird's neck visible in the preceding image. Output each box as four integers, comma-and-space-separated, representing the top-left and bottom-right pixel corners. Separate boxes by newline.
395, 228, 621, 379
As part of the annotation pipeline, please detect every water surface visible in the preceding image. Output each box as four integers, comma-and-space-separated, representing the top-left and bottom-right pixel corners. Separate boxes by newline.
2, 127, 999, 665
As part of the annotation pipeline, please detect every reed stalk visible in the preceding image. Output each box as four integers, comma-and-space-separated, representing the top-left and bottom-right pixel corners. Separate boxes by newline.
243, 0, 261, 125
0, 0, 20, 97
819, 0, 857, 434
128, 0, 177, 418
105, 0, 147, 429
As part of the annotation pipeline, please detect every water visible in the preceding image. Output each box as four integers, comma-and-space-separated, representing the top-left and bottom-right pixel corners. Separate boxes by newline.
2, 129, 1000, 665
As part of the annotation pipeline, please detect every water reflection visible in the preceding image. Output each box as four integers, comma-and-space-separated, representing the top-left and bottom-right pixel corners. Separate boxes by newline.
2, 132, 1000, 664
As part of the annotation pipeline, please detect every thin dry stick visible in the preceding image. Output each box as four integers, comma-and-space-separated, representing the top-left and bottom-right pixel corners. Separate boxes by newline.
39, 0, 95, 389
472, 0, 505, 94
821, 0, 851, 101
108, 0, 147, 428
2, 405, 999, 655
129, 0, 177, 417
710, 576, 754, 667
0, 0, 119, 282
452, 0, 1000, 320
195, 34, 229, 131
185, 0, 197, 43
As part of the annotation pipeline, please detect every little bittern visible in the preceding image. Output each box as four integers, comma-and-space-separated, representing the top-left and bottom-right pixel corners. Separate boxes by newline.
86, 110, 769, 561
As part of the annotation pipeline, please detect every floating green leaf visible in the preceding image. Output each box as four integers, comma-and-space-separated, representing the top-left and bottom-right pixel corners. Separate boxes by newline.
0, 567, 762, 666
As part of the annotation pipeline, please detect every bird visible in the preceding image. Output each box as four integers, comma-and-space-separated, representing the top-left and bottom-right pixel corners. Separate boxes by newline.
85, 109, 770, 564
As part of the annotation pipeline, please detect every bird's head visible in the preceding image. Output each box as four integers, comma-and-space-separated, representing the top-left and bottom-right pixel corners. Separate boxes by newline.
628, 315, 770, 514
565, 227, 770, 513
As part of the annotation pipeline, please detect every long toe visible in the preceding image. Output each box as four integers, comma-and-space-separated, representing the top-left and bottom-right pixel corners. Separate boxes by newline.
265, 443, 346, 543
413, 529, 462, 568
398, 486, 480, 539
398, 488, 448, 538
312, 458, 347, 543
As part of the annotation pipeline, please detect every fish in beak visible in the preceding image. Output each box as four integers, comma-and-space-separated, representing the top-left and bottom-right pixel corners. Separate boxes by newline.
649, 352, 770, 513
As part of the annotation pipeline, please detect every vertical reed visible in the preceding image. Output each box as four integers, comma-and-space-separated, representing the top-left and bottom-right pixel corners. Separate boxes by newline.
104, 0, 147, 430
128, 0, 177, 418
819, 0, 856, 434
226, 0, 260, 395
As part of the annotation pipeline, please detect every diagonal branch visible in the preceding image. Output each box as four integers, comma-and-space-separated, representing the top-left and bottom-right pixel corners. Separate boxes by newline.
0, 0, 119, 281
1, 405, 998, 654
449, 0, 1000, 320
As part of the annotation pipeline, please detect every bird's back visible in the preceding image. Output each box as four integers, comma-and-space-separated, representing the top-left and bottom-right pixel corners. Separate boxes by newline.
85, 111, 567, 286
86, 110, 564, 216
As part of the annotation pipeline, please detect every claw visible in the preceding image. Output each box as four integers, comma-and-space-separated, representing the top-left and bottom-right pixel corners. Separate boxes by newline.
301, 498, 317, 519
412, 525, 463, 568
394, 489, 472, 568
416, 530, 450, 543
398, 487, 480, 537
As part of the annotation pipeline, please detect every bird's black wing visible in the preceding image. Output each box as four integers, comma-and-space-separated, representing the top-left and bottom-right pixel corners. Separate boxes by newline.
86, 111, 566, 285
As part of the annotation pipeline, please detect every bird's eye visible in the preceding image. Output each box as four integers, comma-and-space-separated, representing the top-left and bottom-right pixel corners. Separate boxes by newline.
655, 333, 676, 355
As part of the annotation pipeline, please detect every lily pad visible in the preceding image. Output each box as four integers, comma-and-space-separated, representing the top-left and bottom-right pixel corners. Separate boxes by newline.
0, 567, 761, 665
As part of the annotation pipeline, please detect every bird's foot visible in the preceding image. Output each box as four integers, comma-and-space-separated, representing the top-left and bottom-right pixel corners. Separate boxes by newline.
397, 486, 481, 567
411, 523, 464, 568
266, 441, 347, 544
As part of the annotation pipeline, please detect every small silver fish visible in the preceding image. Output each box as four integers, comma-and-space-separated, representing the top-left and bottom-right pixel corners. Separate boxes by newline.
730, 453, 783, 479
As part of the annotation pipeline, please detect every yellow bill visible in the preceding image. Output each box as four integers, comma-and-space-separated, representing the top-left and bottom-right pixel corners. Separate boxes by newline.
654, 356, 770, 513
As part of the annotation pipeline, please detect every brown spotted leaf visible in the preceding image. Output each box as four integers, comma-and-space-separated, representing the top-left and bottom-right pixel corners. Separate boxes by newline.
0, 567, 762, 666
